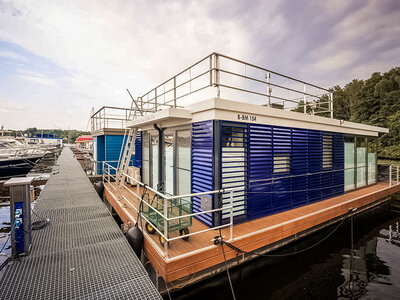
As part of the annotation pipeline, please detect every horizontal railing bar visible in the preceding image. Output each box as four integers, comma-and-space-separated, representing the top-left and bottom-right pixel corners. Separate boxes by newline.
216, 52, 330, 92
141, 70, 210, 106
219, 68, 324, 100
140, 54, 212, 100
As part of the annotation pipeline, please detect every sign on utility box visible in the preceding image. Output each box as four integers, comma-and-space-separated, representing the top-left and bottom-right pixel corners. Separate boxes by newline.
4, 177, 34, 258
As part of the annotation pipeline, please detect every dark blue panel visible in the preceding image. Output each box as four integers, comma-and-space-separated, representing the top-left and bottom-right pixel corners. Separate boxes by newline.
291, 128, 308, 208
135, 132, 142, 168
333, 133, 344, 196
248, 124, 273, 219
191, 120, 214, 227
95, 136, 105, 174
308, 130, 322, 203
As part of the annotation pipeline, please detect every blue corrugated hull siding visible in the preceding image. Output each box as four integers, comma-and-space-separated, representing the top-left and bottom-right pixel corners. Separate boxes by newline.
94, 133, 141, 175
191, 120, 214, 227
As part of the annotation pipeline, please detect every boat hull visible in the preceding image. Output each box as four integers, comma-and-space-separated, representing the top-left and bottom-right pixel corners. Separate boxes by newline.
0, 156, 43, 179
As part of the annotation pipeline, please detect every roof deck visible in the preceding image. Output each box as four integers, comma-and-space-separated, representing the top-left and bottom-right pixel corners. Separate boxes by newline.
92, 53, 338, 134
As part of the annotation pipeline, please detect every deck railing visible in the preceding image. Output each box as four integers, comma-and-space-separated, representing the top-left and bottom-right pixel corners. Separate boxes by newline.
103, 162, 236, 259
102, 162, 399, 260
132, 52, 333, 119
90, 106, 133, 131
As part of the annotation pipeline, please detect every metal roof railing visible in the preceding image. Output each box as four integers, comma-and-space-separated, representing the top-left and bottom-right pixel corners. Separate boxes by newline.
91, 106, 133, 131
132, 52, 333, 119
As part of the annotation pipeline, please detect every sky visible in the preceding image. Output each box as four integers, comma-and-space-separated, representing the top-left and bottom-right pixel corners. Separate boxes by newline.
0, 0, 399, 130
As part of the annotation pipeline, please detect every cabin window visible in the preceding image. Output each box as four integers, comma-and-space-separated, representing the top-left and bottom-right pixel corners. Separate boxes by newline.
344, 136, 355, 191
322, 133, 333, 169
367, 138, 377, 184
176, 129, 191, 196
222, 127, 246, 147
273, 154, 290, 174
356, 137, 367, 188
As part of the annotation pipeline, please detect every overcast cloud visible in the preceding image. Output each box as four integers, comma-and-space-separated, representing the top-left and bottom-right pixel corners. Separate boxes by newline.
0, 0, 399, 130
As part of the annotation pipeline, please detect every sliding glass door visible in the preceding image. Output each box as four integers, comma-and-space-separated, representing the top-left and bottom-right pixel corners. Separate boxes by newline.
344, 136, 355, 191
344, 135, 377, 192
176, 129, 191, 196
164, 132, 174, 195
368, 138, 377, 184
356, 137, 367, 188
142, 127, 191, 195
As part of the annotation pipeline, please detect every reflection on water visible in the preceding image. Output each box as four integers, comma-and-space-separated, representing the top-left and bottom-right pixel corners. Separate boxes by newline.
170, 194, 400, 300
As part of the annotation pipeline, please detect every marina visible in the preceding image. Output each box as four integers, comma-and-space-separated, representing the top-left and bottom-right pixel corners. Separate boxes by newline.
0, 147, 161, 299
1, 3, 400, 296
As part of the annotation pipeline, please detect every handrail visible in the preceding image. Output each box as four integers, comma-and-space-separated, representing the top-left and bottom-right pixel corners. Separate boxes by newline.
102, 161, 399, 259
103, 162, 236, 257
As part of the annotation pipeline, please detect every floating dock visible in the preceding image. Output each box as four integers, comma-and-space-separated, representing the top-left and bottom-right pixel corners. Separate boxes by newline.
0, 148, 161, 300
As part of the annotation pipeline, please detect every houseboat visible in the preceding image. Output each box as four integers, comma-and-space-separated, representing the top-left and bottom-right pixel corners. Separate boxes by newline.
94, 53, 400, 292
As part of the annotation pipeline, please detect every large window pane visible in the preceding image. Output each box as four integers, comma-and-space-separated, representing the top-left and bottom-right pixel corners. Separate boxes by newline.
151, 134, 159, 189
368, 138, 377, 184
164, 132, 174, 195
344, 136, 355, 191
176, 130, 191, 196
356, 137, 367, 188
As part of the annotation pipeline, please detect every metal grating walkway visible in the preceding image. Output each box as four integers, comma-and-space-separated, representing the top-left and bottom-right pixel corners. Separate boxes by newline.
0, 148, 161, 300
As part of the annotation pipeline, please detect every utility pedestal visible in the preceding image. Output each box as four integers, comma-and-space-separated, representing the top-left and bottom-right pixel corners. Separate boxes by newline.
4, 177, 34, 258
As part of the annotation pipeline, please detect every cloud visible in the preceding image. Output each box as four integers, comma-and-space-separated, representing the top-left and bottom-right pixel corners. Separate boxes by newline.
0, 0, 399, 129
0, 49, 26, 61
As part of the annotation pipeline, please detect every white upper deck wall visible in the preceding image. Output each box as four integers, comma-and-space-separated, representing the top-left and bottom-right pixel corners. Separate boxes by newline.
125, 53, 388, 136
128, 97, 387, 136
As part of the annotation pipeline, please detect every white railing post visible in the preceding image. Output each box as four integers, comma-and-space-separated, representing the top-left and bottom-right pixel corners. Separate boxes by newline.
163, 196, 168, 257
303, 84, 307, 114
229, 190, 233, 241
102, 161, 105, 182
389, 165, 392, 187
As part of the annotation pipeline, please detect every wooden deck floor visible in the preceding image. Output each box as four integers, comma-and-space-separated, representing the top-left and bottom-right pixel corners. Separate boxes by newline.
104, 181, 400, 282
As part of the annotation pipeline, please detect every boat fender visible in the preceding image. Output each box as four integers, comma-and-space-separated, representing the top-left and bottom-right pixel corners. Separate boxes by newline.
126, 225, 144, 258
94, 181, 104, 197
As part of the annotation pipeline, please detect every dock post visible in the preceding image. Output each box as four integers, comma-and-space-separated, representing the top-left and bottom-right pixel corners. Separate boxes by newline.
229, 190, 233, 241
389, 165, 392, 187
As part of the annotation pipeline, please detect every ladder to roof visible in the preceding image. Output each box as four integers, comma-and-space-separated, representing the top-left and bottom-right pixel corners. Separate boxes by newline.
116, 127, 137, 188
115, 90, 141, 190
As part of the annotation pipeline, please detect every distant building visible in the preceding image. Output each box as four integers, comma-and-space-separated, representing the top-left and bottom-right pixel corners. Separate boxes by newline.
75, 135, 93, 150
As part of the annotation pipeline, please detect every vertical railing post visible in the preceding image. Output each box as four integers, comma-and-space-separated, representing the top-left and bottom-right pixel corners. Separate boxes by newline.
136, 179, 140, 208
108, 165, 110, 183
303, 84, 307, 114
163, 196, 168, 257
155, 88, 158, 111
389, 165, 392, 187
102, 161, 105, 181
173, 77, 177, 108
209, 54, 213, 87
214, 54, 220, 97
266, 72, 271, 107
229, 190, 233, 241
